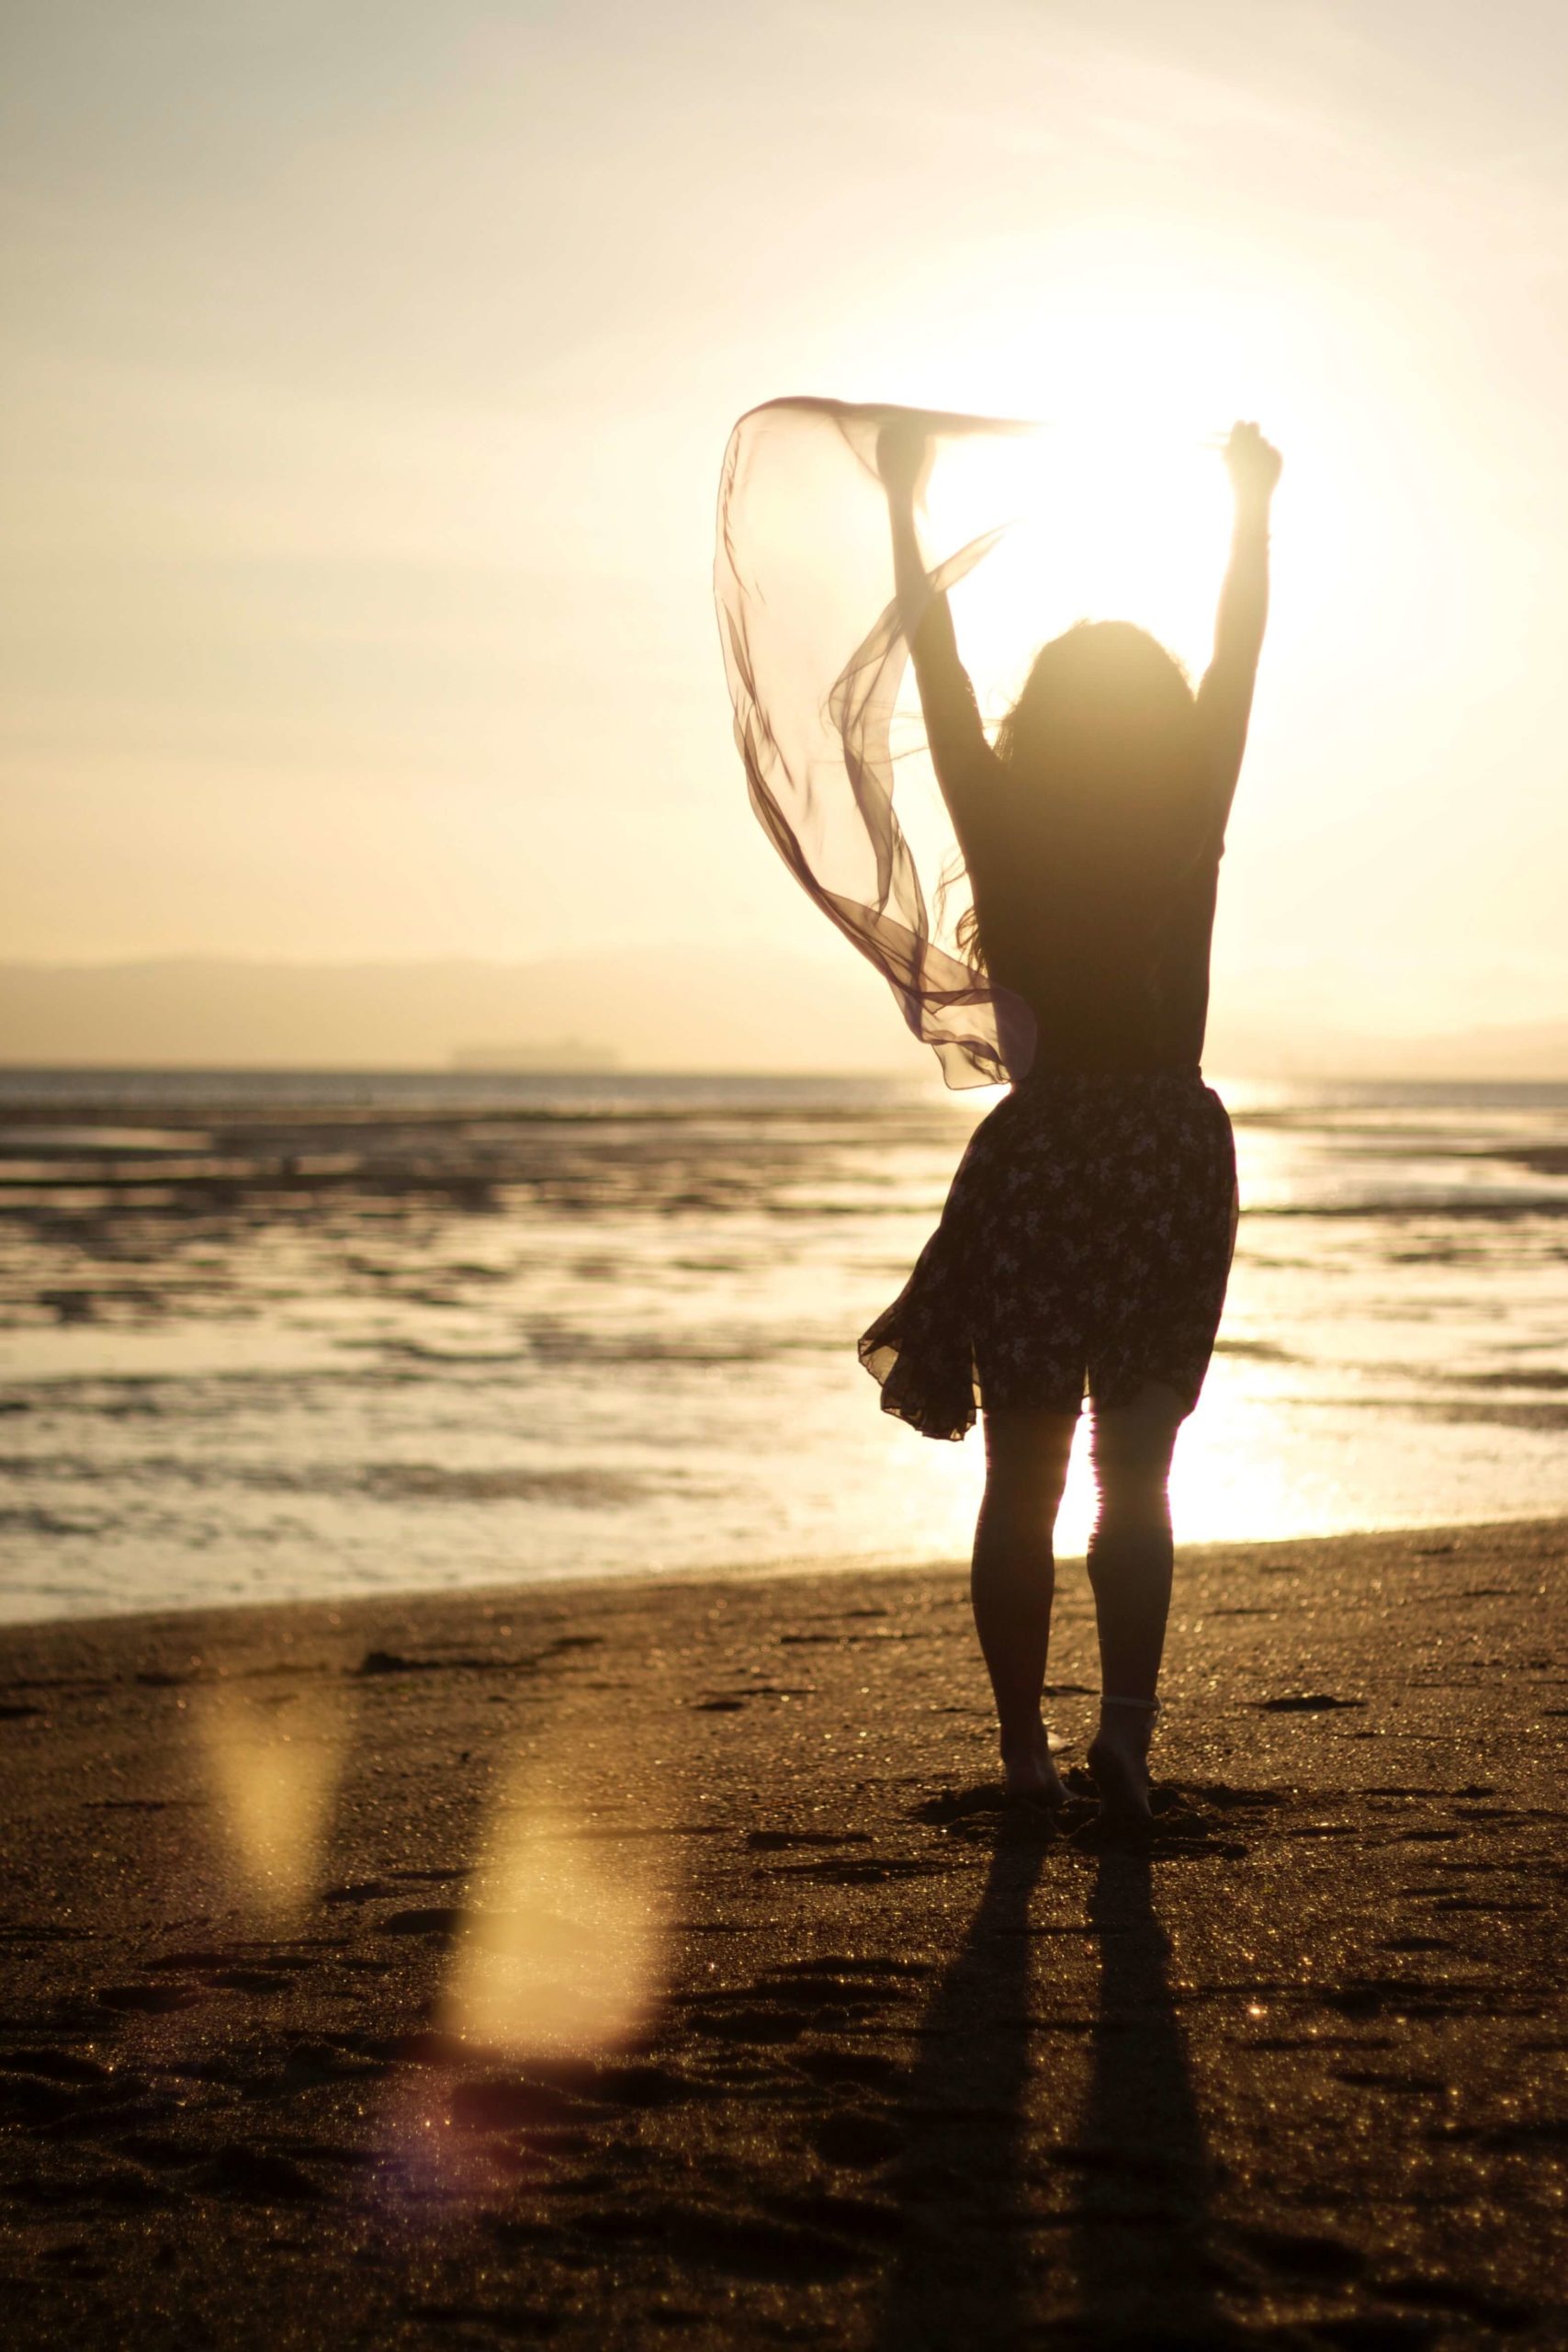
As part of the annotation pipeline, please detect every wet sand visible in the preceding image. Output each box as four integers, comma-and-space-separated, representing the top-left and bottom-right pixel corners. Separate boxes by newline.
1, 1521, 1564, 2347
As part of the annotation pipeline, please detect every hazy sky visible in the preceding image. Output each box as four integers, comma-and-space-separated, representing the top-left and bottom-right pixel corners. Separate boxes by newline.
5, 0, 1567, 1038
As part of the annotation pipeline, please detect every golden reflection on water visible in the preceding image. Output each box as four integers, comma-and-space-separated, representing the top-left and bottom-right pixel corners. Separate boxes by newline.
862, 1360, 1353, 1573
195, 1685, 348, 1923
1041, 1378, 1346, 1556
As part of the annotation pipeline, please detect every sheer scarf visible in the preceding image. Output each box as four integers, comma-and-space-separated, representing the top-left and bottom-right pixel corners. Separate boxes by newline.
714, 396, 1039, 1089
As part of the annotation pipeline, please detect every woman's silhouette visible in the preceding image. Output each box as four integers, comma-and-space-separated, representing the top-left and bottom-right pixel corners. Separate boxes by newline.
860, 418, 1281, 1833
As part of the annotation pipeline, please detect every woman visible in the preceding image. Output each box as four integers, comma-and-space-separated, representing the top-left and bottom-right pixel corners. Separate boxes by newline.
860, 418, 1281, 1834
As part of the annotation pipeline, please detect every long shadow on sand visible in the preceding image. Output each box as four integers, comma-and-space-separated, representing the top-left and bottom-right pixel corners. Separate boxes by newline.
875, 1831, 1223, 2352
1066, 1849, 1224, 2348
873, 1829, 1049, 2352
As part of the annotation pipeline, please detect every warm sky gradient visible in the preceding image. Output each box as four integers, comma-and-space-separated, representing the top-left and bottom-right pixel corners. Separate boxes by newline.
5, 0, 1568, 1052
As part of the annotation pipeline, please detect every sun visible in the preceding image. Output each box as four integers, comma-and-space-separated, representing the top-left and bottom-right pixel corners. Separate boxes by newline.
916, 409, 1235, 720
887, 402, 1237, 954
902, 249, 1333, 705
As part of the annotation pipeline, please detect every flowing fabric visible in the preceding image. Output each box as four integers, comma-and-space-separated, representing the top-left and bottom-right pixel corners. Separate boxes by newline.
714, 396, 1039, 1089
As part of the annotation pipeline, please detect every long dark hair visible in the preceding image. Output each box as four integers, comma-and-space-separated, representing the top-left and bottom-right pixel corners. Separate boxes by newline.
954, 620, 1206, 971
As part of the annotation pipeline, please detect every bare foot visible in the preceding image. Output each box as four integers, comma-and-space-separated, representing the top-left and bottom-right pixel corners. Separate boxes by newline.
1002, 1723, 1069, 1810
1087, 1700, 1159, 1838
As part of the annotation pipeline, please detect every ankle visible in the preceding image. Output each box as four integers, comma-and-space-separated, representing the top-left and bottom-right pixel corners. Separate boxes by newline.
1092, 1693, 1159, 1753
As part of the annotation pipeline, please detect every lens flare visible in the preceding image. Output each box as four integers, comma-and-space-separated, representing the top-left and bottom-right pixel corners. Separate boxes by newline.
440, 1797, 664, 2060
195, 1686, 347, 1923
377, 1758, 671, 2211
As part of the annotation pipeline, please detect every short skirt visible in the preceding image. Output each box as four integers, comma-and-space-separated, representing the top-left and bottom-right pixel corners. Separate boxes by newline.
858, 1069, 1237, 1440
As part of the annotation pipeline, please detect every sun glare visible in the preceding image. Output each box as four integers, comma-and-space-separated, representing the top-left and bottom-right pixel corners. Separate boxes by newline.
907, 252, 1358, 713
889, 402, 1239, 953
929, 422, 1232, 703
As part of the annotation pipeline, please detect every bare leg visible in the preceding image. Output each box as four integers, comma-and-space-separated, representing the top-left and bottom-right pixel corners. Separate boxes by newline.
1085, 1382, 1186, 1830
973, 1406, 1078, 1801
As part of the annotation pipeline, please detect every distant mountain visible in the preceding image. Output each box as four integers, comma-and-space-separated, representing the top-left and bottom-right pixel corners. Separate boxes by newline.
0, 952, 921, 1074
1204, 1012, 1568, 1082
1, 956, 1565, 1080
452, 1040, 622, 1073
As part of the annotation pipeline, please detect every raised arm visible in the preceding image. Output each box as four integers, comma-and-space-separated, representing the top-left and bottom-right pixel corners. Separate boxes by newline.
875, 421, 998, 809
1196, 420, 1282, 818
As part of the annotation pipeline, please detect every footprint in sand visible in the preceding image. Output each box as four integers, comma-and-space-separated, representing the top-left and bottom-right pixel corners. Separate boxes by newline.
199, 2144, 326, 2204
1257, 1692, 1367, 1712
96, 1982, 204, 2015
811, 2109, 902, 2167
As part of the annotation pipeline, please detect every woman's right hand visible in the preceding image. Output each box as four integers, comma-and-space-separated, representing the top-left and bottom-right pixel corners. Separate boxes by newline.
1223, 420, 1282, 504
876, 416, 932, 503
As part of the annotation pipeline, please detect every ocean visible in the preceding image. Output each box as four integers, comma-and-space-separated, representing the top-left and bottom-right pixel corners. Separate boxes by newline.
1, 1069, 1566, 1624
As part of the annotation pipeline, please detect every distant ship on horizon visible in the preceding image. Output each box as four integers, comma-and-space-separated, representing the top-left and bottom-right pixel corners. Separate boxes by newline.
450, 1039, 622, 1072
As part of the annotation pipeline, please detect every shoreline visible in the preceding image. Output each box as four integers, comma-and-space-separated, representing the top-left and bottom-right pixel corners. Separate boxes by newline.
6, 1506, 1568, 1643
2, 1517, 1564, 2345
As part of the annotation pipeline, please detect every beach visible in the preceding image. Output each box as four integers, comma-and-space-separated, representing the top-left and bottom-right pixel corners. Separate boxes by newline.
3, 1518, 1563, 2347
12, 5, 1568, 2347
